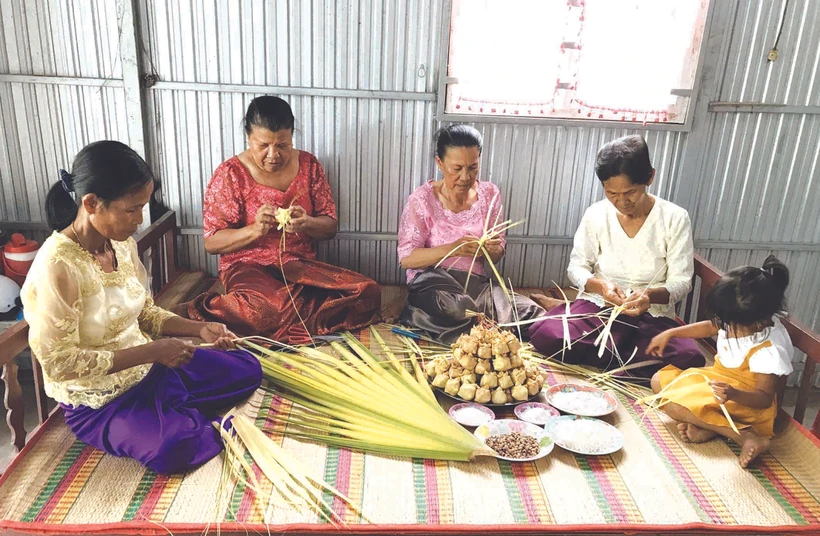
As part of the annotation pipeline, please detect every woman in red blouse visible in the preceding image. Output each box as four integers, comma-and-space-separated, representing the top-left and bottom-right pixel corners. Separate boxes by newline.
187, 96, 381, 343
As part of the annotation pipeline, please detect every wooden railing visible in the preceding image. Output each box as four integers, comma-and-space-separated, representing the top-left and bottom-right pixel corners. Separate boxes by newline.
0, 211, 180, 458
683, 253, 820, 436
136, 210, 180, 296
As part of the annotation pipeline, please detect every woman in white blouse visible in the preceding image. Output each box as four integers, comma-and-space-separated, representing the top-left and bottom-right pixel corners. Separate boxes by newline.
22, 141, 262, 474
529, 135, 705, 378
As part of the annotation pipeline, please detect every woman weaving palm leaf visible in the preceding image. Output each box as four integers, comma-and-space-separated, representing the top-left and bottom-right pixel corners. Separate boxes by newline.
397, 125, 545, 343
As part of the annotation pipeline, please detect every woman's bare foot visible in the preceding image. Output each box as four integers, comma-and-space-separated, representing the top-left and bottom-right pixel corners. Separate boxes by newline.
738, 432, 770, 468
676, 422, 716, 443
531, 293, 564, 311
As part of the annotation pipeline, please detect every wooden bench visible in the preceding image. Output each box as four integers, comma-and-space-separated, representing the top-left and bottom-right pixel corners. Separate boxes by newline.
0, 211, 211, 463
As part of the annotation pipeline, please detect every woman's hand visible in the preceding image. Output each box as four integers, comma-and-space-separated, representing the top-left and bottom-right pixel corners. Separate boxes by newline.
199, 322, 237, 350
285, 205, 311, 233
481, 238, 504, 259
205, 205, 276, 254
599, 280, 627, 306
646, 331, 672, 357
253, 204, 276, 237
152, 338, 196, 368
450, 235, 481, 258
710, 381, 735, 404
621, 292, 650, 317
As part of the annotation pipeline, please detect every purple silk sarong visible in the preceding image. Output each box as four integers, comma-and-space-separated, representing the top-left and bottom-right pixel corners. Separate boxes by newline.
62, 347, 262, 474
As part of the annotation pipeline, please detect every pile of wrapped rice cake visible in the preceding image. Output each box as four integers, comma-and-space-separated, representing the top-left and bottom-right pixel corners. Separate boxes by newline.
425, 325, 547, 404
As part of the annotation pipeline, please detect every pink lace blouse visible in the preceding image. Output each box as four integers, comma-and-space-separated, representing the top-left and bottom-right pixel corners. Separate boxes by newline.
397, 181, 506, 284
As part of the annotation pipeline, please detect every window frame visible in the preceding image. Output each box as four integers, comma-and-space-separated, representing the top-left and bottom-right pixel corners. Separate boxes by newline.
435, 0, 716, 132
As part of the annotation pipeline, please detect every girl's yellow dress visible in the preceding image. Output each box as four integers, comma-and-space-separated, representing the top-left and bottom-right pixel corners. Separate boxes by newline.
657, 318, 794, 438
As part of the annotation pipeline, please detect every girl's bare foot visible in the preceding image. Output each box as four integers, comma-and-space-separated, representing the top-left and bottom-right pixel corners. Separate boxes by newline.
676, 422, 716, 443
738, 432, 770, 468
531, 293, 564, 311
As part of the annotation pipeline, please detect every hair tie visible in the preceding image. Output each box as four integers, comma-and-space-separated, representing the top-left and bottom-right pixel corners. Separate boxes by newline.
59, 169, 75, 194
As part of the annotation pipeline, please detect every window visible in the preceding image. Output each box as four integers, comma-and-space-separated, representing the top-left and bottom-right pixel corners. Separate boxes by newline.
441, 0, 710, 126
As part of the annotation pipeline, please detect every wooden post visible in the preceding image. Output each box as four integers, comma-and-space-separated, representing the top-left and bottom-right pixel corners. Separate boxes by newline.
31, 358, 49, 424
118, 0, 147, 162
0, 321, 30, 452
2, 362, 26, 452
118, 0, 155, 291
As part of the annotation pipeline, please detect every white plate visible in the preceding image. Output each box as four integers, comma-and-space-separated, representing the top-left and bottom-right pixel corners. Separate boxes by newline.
544, 383, 618, 417
543, 415, 624, 456
474, 419, 554, 462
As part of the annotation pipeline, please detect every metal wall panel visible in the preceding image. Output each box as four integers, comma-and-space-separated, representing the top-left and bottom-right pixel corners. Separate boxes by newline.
0, 0, 122, 78
689, 112, 820, 244
0, 0, 128, 221
140, 0, 440, 92
716, 0, 820, 105
0, 83, 128, 221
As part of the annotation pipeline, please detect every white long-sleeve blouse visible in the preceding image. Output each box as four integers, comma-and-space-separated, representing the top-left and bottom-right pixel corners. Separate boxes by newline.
567, 197, 694, 319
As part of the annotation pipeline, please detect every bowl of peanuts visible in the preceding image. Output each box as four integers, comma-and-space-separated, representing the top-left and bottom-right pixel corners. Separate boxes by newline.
474, 419, 554, 462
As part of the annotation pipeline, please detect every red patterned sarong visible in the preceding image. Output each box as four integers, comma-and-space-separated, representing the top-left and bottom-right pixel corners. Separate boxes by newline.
189, 259, 381, 344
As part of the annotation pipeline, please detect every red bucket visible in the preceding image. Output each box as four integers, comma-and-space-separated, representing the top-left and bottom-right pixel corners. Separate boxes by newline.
3, 233, 39, 287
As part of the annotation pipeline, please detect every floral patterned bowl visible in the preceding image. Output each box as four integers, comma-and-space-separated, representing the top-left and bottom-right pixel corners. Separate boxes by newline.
474, 419, 554, 462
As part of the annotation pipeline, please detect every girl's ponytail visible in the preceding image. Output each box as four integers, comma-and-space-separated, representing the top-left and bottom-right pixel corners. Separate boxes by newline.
762, 254, 789, 295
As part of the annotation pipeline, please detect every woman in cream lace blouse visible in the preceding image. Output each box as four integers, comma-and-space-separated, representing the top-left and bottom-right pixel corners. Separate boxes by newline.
22, 141, 262, 474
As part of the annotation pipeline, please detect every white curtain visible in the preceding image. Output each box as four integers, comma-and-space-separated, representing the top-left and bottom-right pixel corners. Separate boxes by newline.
446, 0, 706, 121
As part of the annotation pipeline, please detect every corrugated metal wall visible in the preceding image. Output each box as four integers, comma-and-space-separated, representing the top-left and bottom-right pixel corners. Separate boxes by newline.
0, 0, 127, 223
1, 0, 818, 382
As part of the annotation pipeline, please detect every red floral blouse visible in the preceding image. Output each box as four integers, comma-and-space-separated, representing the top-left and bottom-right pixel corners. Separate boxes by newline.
203, 151, 337, 272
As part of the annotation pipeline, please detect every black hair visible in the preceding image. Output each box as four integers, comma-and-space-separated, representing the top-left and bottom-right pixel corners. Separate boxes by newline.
706, 254, 790, 332
434, 124, 483, 160
150, 179, 171, 221
45, 141, 155, 231
595, 134, 653, 185
243, 96, 295, 135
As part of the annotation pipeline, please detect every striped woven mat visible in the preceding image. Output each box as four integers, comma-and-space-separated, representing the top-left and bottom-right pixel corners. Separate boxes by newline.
2, 326, 820, 535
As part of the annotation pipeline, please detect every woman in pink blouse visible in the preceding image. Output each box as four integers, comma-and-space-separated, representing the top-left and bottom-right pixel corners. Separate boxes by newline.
187, 97, 380, 343
397, 125, 544, 343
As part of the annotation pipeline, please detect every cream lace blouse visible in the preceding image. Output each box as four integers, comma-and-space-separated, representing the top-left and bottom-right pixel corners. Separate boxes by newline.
21, 232, 176, 409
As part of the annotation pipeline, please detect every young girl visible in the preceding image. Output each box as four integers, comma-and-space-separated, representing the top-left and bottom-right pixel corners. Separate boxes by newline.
646, 255, 794, 468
